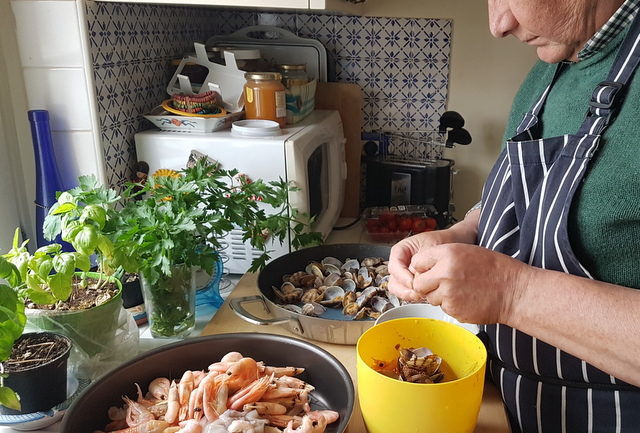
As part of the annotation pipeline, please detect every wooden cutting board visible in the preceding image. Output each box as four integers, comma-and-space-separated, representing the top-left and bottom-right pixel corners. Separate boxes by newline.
315, 82, 363, 218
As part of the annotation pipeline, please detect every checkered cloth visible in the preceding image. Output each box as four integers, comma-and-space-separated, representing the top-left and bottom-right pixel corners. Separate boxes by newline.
579, 0, 640, 59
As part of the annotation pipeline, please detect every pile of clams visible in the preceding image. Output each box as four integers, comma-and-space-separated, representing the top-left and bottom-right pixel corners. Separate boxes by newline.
272, 256, 405, 320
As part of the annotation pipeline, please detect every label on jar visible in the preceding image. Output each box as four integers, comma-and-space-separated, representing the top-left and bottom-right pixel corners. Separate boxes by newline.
245, 87, 254, 104
275, 90, 286, 118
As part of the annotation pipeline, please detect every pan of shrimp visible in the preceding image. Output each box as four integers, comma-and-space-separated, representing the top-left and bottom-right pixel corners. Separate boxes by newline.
60, 333, 354, 433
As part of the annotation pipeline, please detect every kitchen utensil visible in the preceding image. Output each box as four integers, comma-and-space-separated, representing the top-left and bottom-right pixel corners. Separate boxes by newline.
357, 318, 487, 433
438, 110, 465, 132
206, 25, 330, 82
446, 127, 472, 146
230, 243, 391, 345
161, 99, 227, 118
60, 333, 354, 433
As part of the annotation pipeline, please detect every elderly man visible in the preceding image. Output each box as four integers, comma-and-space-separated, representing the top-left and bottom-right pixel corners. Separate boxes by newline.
389, 1, 640, 431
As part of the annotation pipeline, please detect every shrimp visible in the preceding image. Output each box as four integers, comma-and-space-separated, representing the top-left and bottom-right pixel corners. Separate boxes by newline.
109, 420, 169, 433
306, 410, 339, 424
266, 415, 303, 429
178, 371, 195, 422
123, 396, 155, 427
165, 380, 180, 425
276, 376, 314, 392
221, 351, 243, 363
224, 357, 259, 392
202, 374, 228, 421
191, 370, 207, 387
243, 401, 287, 415
148, 377, 170, 400
262, 366, 305, 377
227, 374, 273, 410
283, 413, 327, 433
176, 419, 202, 433
187, 385, 204, 420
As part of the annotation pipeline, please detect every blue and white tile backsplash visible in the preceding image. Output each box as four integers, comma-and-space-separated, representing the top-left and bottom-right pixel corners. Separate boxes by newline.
85, 1, 452, 187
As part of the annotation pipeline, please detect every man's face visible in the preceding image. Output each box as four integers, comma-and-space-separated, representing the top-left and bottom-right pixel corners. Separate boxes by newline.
487, 0, 617, 63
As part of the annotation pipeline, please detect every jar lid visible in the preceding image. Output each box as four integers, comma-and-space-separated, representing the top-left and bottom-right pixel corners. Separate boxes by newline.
244, 72, 283, 81
225, 48, 261, 60
232, 119, 282, 136
279, 64, 307, 71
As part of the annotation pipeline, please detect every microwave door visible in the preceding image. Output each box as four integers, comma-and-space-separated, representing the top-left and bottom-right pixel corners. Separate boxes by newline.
285, 111, 346, 240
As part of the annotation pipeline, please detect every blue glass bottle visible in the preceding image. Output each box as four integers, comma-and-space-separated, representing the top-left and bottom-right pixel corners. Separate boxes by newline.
28, 110, 65, 248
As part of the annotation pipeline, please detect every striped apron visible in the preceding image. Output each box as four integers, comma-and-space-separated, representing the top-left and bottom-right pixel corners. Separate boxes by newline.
477, 12, 640, 433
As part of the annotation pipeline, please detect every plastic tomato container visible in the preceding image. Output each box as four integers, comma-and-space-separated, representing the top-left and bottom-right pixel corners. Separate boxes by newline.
363, 205, 438, 243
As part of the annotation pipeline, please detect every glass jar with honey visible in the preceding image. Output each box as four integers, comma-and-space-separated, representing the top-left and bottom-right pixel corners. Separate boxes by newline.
243, 72, 287, 128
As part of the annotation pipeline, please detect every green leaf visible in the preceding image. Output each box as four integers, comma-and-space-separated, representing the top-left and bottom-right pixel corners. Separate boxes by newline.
80, 205, 107, 229
48, 272, 73, 301
43, 214, 62, 241
53, 253, 76, 276
34, 243, 62, 256
73, 252, 91, 272
34, 257, 53, 280
57, 191, 75, 204
61, 223, 83, 243
0, 386, 21, 411
96, 235, 114, 257
24, 286, 56, 305
51, 201, 76, 215
73, 226, 98, 255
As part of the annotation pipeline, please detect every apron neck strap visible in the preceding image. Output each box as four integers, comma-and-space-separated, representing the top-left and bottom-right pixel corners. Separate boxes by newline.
581, 9, 640, 135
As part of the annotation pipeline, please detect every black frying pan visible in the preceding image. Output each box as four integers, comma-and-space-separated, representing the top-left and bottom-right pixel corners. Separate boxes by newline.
60, 333, 354, 433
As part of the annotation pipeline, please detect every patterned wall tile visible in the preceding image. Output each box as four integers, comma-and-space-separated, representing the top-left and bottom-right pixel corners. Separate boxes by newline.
86, 2, 452, 186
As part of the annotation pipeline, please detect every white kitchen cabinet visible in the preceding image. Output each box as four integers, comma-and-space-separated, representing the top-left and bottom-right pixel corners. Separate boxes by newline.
94, 0, 364, 13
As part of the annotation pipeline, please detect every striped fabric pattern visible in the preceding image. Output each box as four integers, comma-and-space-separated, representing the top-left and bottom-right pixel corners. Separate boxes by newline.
579, 0, 639, 59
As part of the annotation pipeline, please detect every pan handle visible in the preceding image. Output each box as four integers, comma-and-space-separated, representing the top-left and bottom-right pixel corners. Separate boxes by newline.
229, 295, 303, 331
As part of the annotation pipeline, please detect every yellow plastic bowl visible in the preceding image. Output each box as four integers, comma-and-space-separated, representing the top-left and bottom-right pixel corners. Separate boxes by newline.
357, 318, 487, 433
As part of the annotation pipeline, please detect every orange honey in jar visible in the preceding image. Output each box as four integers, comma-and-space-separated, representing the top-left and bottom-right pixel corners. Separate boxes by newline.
243, 72, 287, 128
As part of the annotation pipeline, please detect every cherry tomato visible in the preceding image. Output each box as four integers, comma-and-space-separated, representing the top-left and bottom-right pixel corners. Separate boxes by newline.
366, 219, 381, 233
398, 216, 413, 231
425, 217, 438, 231
411, 218, 428, 233
378, 212, 396, 224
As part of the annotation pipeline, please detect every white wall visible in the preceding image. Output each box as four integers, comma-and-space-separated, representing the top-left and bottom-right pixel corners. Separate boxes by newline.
364, 0, 539, 218
0, 0, 33, 251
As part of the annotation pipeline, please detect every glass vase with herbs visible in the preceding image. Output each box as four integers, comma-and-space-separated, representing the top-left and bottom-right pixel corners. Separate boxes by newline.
112, 157, 321, 338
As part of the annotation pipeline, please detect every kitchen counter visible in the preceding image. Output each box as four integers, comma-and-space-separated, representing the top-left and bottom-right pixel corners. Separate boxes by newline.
202, 271, 510, 433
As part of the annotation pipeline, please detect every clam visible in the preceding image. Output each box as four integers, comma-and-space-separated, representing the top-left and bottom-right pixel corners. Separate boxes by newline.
341, 259, 360, 273
323, 272, 341, 287
305, 263, 324, 279
362, 257, 383, 267
301, 287, 324, 303
340, 278, 357, 292
320, 286, 345, 306
273, 282, 303, 303
321, 256, 343, 268
370, 295, 393, 313
301, 302, 326, 317
397, 347, 443, 383
356, 286, 378, 308
343, 302, 359, 317
342, 290, 357, 307
280, 304, 303, 314
323, 263, 342, 275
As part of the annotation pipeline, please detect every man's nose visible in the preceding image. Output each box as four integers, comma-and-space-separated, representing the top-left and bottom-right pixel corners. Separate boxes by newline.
488, 0, 517, 38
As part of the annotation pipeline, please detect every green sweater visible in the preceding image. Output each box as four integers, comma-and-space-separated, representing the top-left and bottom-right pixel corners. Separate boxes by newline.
502, 27, 640, 289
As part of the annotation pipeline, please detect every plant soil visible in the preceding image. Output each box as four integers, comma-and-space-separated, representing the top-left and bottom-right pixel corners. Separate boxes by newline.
26, 275, 119, 311
3, 334, 70, 373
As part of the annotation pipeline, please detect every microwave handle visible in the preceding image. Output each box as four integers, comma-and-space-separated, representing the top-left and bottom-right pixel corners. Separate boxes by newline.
340, 138, 347, 180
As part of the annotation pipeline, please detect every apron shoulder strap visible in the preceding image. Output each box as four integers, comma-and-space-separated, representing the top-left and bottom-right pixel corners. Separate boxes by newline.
581, 9, 640, 135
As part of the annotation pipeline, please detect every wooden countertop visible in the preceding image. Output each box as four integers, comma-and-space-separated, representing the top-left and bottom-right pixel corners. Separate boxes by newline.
202, 272, 510, 433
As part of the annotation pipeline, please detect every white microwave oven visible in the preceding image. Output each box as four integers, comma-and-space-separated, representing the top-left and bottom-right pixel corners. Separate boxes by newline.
134, 110, 346, 274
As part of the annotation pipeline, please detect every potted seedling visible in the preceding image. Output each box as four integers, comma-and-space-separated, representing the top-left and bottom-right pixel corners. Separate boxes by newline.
0, 254, 72, 415
110, 156, 322, 338
10, 177, 125, 358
